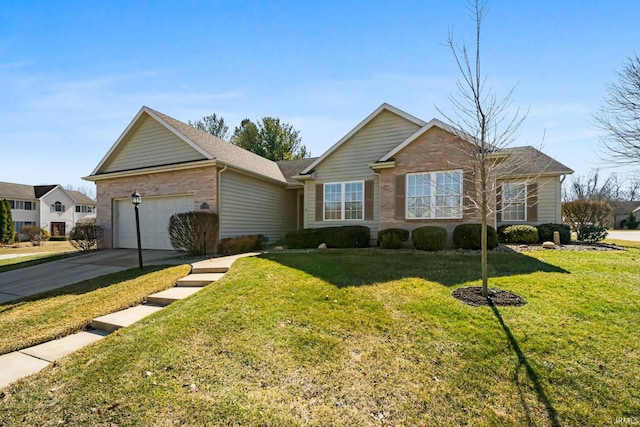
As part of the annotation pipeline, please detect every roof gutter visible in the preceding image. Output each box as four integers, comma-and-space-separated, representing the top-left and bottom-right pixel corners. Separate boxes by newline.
82, 159, 219, 182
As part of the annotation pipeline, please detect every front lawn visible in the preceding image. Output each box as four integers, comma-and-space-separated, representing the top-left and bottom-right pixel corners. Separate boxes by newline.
0, 264, 191, 355
0, 240, 77, 254
0, 241, 80, 272
0, 249, 638, 426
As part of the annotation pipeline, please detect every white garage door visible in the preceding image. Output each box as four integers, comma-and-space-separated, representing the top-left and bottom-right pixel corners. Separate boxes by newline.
114, 195, 194, 250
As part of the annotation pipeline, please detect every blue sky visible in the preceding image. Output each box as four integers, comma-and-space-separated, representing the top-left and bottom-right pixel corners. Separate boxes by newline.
1, 1, 639, 195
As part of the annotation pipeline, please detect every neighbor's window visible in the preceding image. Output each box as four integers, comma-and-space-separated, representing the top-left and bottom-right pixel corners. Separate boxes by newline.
75, 205, 94, 213
52, 201, 65, 212
323, 181, 364, 221
407, 170, 462, 219
501, 182, 526, 221
14, 221, 36, 232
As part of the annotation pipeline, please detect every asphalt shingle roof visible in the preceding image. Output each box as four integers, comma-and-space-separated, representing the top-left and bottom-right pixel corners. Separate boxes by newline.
276, 158, 318, 183
147, 108, 289, 183
496, 146, 574, 178
0, 181, 37, 200
67, 190, 96, 204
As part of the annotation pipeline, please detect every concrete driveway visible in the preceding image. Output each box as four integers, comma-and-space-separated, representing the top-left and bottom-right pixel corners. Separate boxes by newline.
0, 249, 190, 304
607, 230, 640, 242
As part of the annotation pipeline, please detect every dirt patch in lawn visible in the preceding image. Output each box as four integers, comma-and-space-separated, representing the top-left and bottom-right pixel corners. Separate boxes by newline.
452, 286, 527, 307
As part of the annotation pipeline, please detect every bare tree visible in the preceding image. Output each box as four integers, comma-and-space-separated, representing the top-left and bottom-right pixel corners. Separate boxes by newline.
627, 174, 640, 201
566, 169, 640, 202
595, 52, 640, 165
438, 0, 528, 298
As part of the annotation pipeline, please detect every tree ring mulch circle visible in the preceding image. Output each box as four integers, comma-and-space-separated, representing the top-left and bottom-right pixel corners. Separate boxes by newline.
452, 286, 526, 307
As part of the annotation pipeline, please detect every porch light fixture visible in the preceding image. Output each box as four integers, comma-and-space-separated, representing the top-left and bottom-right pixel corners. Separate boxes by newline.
131, 191, 143, 270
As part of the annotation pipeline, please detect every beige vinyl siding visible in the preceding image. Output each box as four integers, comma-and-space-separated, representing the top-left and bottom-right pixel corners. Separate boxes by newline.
219, 170, 296, 242
305, 110, 421, 237
104, 115, 205, 173
536, 176, 562, 223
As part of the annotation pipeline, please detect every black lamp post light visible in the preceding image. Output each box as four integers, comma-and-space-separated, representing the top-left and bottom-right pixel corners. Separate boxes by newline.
131, 191, 143, 270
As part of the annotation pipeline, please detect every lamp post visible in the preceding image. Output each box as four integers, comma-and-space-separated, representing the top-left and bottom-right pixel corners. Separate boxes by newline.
131, 191, 143, 270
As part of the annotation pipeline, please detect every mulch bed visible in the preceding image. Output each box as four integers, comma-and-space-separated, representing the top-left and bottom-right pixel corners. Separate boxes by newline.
452, 286, 527, 307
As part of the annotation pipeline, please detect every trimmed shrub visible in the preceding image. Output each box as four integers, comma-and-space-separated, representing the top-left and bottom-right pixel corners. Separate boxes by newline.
321, 226, 370, 248
536, 223, 571, 244
501, 225, 538, 244
411, 226, 448, 251
377, 228, 409, 249
562, 200, 612, 230
219, 234, 265, 256
69, 218, 104, 251
285, 229, 321, 249
21, 225, 46, 246
285, 226, 370, 249
452, 223, 499, 250
497, 225, 510, 243
624, 211, 640, 230
168, 211, 219, 256
578, 226, 608, 243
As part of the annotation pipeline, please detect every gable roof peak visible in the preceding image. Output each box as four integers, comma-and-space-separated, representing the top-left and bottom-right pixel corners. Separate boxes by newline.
300, 103, 426, 174
89, 106, 288, 184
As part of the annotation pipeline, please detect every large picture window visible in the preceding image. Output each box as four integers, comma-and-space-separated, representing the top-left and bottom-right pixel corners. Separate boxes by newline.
407, 171, 462, 219
501, 182, 526, 221
323, 181, 364, 221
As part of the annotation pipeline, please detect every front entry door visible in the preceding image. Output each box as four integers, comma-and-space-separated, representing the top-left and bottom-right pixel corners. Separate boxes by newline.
51, 222, 66, 237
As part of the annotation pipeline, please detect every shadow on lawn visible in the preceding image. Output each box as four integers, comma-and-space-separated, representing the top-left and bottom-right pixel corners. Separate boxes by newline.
261, 249, 569, 288
491, 304, 561, 427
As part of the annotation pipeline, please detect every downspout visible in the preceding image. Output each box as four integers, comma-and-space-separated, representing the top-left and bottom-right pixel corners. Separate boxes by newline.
559, 174, 567, 223
217, 163, 228, 244
372, 170, 382, 245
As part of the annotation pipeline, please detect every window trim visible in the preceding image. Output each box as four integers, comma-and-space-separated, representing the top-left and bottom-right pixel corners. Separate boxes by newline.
405, 170, 463, 220
501, 182, 527, 222
323, 180, 365, 221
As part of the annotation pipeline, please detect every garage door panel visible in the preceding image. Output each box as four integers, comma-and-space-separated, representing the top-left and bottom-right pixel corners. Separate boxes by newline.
114, 195, 194, 250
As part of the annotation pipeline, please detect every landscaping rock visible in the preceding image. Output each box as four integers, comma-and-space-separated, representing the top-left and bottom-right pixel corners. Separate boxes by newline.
542, 241, 556, 249
318, 243, 327, 249
553, 231, 561, 246
274, 246, 284, 251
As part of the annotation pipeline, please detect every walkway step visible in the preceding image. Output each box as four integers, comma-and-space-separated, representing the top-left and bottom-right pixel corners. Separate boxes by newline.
191, 266, 229, 274
147, 287, 202, 306
91, 305, 163, 333
0, 352, 50, 389
20, 330, 108, 362
176, 273, 225, 287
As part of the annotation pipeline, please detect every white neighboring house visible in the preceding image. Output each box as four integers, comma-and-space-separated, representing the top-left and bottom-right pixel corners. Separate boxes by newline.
0, 181, 96, 239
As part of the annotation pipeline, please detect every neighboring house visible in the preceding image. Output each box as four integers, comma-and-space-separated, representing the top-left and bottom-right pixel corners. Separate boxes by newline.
0, 181, 96, 238
609, 200, 640, 229
85, 103, 573, 250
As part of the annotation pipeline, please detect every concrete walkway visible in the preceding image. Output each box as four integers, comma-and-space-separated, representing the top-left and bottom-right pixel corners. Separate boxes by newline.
0, 252, 259, 389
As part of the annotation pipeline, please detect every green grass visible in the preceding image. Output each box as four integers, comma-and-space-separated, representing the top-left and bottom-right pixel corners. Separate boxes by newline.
0, 249, 638, 426
605, 237, 640, 250
0, 264, 191, 355
0, 241, 80, 272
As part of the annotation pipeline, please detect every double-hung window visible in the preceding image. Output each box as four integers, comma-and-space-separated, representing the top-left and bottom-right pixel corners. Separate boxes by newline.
501, 182, 526, 221
324, 181, 364, 220
51, 201, 65, 212
407, 170, 462, 219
